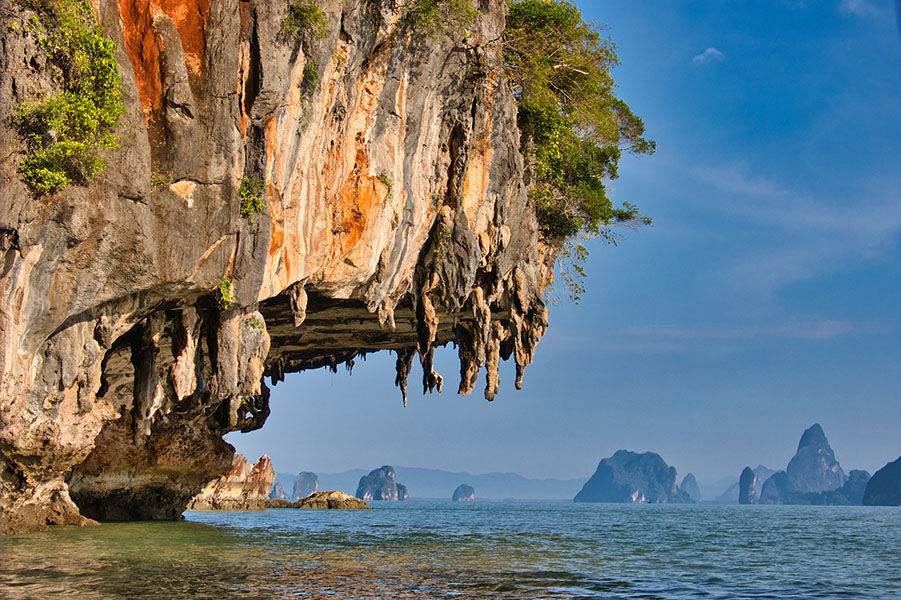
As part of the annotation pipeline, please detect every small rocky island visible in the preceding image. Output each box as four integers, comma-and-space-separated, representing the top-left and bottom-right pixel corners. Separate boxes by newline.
574, 450, 692, 504
356, 466, 409, 501
452, 484, 476, 502
863, 457, 901, 506
292, 491, 372, 510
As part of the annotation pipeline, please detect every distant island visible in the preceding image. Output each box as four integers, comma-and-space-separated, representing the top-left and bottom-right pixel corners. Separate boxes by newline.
452, 484, 476, 502
356, 466, 408, 501
733, 424, 872, 506
574, 450, 692, 504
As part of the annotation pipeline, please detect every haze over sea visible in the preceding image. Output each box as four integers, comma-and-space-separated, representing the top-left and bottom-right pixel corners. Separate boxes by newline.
2, 501, 899, 599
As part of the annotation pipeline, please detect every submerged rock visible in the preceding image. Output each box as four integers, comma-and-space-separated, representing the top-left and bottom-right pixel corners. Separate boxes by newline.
679, 474, 702, 503
187, 455, 276, 511
452, 484, 476, 502
293, 472, 319, 500
738, 467, 757, 505
574, 450, 692, 504
292, 491, 371, 510
356, 466, 408, 501
863, 457, 901, 506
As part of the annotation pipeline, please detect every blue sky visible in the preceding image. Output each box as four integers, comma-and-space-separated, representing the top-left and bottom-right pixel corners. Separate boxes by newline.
231, 0, 901, 488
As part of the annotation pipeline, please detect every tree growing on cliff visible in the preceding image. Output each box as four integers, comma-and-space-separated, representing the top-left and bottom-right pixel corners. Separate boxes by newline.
503, 0, 654, 300
13, 0, 125, 196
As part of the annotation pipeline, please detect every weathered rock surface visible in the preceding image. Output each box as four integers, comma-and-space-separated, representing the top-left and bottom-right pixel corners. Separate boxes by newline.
356, 465, 407, 501
574, 450, 692, 504
187, 454, 276, 511
785, 424, 845, 493
863, 457, 901, 506
679, 473, 702, 503
292, 490, 371, 509
270, 482, 289, 501
293, 472, 319, 500
738, 466, 757, 505
0, 0, 556, 533
452, 483, 475, 502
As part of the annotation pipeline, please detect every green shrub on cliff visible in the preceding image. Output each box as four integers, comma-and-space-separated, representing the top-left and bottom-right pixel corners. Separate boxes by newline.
404, 0, 478, 34
282, 0, 329, 40
14, 0, 124, 197
504, 0, 654, 242
239, 176, 265, 217
218, 276, 234, 310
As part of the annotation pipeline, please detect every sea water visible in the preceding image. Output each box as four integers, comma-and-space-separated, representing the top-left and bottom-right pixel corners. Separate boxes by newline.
1, 501, 899, 599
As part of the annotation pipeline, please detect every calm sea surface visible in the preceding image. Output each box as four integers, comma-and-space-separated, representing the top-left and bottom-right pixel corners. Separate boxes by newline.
1, 501, 899, 599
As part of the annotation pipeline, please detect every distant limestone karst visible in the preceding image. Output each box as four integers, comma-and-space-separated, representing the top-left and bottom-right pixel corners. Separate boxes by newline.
356, 466, 409, 501
574, 450, 692, 504
713, 465, 774, 504
739, 467, 757, 505
679, 473, 702, 503
751, 424, 870, 506
863, 457, 901, 506
269, 482, 289, 501
785, 424, 845, 493
293, 472, 319, 500
452, 484, 476, 502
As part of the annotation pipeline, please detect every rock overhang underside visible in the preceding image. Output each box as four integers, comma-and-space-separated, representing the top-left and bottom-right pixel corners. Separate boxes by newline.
0, 0, 556, 533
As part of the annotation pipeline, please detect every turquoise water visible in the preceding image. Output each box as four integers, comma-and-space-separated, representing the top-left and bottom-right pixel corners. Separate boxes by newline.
1, 501, 899, 599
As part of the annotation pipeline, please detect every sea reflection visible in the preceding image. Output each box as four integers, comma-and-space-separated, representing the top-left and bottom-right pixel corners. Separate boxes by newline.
1, 502, 899, 599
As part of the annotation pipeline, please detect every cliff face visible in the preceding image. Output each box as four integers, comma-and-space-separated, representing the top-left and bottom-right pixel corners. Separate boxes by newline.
187, 454, 276, 511
0, 0, 553, 534
785, 424, 845, 493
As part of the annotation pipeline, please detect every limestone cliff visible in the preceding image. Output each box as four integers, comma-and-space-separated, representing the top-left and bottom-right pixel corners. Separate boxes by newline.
0, 0, 555, 534
187, 453, 275, 511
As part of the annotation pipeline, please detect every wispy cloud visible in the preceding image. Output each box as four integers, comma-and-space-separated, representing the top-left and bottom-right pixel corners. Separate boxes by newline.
839, 0, 880, 17
691, 164, 901, 293
622, 319, 875, 341
692, 48, 725, 65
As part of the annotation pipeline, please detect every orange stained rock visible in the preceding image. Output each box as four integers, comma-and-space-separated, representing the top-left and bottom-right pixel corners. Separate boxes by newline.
336, 149, 378, 256
119, 0, 210, 122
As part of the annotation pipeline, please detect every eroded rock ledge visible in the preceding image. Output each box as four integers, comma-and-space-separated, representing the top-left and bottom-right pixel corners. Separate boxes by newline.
0, 0, 554, 534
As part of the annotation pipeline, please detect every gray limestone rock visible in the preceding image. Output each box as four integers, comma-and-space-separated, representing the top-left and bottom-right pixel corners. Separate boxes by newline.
356, 466, 408, 501
0, 0, 556, 533
574, 451, 692, 504
738, 467, 757, 505
785, 424, 845, 493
